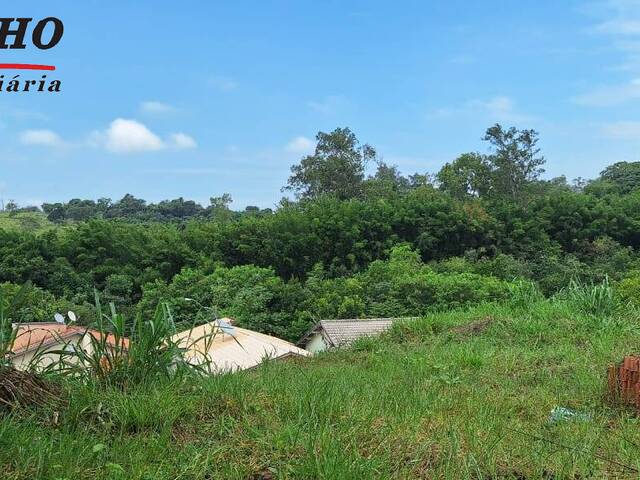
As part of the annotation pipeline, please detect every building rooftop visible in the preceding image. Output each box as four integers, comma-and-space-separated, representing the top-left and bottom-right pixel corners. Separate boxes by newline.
298, 317, 416, 348
11, 322, 128, 355
172, 318, 311, 372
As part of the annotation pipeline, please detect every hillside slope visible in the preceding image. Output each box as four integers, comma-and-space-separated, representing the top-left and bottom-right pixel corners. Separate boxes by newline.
2, 300, 640, 479
0, 212, 54, 233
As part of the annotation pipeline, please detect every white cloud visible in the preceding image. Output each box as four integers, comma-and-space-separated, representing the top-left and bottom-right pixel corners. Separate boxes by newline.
285, 136, 314, 154
430, 96, 534, 123
307, 95, 346, 114
140, 101, 175, 114
579, 0, 640, 100
20, 129, 65, 148
208, 75, 238, 91
573, 78, 640, 106
595, 19, 640, 35
19, 117, 196, 155
103, 118, 164, 153
468, 96, 516, 117
602, 120, 640, 138
169, 132, 197, 149
592, 1, 640, 36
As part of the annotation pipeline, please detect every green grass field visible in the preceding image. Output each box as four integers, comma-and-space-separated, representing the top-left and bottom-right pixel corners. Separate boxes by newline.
0, 212, 54, 233
2, 299, 640, 479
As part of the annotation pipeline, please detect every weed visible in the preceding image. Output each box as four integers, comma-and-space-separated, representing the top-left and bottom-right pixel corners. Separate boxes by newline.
558, 276, 618, 317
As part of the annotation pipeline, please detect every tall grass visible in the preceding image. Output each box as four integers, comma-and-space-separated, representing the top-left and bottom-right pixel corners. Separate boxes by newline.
506, 279, 544, 309
557, 276, 618, 317
0, 282, 37, 369
4, 278, 640, 477
2, 298, 640, 478
47, 293, 234, 387
1, 284, 237, 390
50, 294, 193, 387
0, 286, 18, 368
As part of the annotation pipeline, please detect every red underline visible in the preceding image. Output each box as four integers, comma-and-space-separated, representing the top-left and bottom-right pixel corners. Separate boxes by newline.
0, 63, 56, 71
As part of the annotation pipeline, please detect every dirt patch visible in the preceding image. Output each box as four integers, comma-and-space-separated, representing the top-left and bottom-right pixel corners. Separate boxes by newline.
451, 316, 494, 337
248, 468, 275, 480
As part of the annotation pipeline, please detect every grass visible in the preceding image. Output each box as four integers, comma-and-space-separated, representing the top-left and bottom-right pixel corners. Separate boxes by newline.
0, 212, 54, 233
2, 298, 640, 479
51, 296, 183, 387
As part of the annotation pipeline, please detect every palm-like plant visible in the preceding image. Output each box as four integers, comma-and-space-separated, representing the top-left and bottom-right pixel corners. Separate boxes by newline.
0, 282, 32, 368
52, 292, 184, 387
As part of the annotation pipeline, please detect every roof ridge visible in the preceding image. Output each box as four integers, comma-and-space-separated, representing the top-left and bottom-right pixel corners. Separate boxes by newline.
320, 317, 414, 323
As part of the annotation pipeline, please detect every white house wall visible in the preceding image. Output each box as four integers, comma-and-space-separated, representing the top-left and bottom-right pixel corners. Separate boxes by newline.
306, 332, 328, 353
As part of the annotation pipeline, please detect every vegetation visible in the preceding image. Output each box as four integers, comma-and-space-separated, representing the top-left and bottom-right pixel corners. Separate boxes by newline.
2, 123, 640, 477
2, 294, 640, 478
54, 297, 184, 387
0, 211, 53, 233
2, 124, 640, 341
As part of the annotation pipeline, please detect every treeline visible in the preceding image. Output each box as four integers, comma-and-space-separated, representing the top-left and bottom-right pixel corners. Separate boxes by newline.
37, 194, 274, 223
2, 125, 640, 339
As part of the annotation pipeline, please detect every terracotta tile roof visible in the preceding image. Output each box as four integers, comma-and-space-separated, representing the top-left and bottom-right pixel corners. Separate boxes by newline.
11, 323, 129, 355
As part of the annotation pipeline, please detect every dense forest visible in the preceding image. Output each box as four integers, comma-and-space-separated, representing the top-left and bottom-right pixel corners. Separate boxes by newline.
2, 124, 640, 340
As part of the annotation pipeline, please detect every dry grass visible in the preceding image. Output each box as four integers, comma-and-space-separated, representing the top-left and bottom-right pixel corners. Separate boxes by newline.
0, 366, 65, 412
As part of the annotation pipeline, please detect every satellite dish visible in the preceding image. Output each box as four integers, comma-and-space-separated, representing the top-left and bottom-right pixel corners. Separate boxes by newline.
217, 318, 237, 337
68, 311, 77, 322
54, 313, 65, 324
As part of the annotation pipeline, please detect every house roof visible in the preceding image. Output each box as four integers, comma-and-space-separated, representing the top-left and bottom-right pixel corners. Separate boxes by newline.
298, 318, 416, 348
11, 323, 129, 356
171, 318, 311, 373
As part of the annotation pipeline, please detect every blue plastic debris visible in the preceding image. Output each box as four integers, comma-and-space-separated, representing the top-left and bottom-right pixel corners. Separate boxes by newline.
548, 406, 591, 424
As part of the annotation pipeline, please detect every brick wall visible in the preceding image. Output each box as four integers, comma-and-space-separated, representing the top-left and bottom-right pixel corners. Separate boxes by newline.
608, 356, 640, 410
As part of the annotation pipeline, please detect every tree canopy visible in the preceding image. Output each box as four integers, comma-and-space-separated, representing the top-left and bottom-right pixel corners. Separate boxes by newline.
3, 123, 640, 341
284, 127, 376, 200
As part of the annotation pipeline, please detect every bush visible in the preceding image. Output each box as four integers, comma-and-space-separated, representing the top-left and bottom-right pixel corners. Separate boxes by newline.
360, 246, 510, 316
423, 272, 510, 311
617, 276, 640, 308
557, 277, 619, 317
507, 280, 544, 309
0, 282, 86, 323
139, 265, 302, 340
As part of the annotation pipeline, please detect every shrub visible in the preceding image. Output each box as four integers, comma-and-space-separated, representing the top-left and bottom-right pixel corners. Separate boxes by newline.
0, 282, 58, 323
0, 282, 94, 328
617, 276, 640, 309
557, 277, 618, 317
355, 246, 508, 316
56, 294, 191, 388
423, 272, 510, 311
139, 265, 301, 339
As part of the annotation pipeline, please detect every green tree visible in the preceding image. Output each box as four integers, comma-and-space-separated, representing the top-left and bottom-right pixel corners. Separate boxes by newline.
206, 194, 234, 221
437, 153, 491, 200
284, 127, 376, 200
105, 194, 147, 219
483, 124, 545, 201
363, 161, 411, 199
5, 200, 18, 216
139, 265, 303, 339
592, 161, 640, 195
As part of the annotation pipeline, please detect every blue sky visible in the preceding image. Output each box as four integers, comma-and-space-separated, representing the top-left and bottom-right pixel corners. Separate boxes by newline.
1, 0, 640, 208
